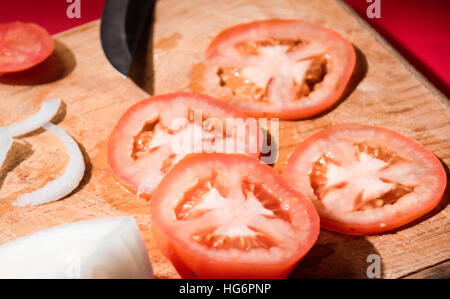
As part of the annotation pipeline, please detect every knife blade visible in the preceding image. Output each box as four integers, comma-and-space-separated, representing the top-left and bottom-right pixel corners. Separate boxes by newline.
100, 0, 155, 78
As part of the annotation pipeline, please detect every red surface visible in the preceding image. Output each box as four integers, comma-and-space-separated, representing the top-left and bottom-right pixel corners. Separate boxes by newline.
0, 0, 449, 97
0, 0, 106, 35
343, 0, 450, 98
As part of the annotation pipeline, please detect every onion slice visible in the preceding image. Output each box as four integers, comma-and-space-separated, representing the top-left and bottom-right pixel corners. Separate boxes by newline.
0, 98, 61, 137
14, 123, 85, 206
0, 216, 153, 278
0, 134, 13, 169
0, 98, 61, 169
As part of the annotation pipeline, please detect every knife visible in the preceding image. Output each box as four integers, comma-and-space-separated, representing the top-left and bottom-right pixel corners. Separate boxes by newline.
100, 0, 155, 90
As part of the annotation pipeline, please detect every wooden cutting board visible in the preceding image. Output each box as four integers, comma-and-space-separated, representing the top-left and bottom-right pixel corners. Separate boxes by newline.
0, 0, 449, 279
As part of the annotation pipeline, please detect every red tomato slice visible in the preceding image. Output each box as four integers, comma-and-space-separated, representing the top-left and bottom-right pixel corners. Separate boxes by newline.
108, 92, 261, 197
151, 153, 320, 278
192, 19, 355, 119
0, 22, 54, 73
284, 124, 447, 235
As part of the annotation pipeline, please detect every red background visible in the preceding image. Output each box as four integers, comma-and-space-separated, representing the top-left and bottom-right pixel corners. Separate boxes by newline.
1, 0, 449, 97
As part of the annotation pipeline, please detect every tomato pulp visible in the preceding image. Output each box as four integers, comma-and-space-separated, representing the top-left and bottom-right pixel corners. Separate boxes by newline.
284, 124, 447, 235
193, 19, 356, 119
151, 153, 320, 278
108, 92, 261, 197
0, 22, 54, 73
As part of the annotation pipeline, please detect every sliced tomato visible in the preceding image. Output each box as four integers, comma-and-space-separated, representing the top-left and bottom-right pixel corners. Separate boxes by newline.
108, 92, 261, 197
151, 153, 320, 278
191, 19, 355, 119
284, 123, 447, 235
0, 22, 54, 73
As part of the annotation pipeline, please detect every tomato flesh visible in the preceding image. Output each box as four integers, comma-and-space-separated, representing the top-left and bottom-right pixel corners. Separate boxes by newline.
107, 92, 261, 197
0, 22, 53, 73
151, 153, 320, 278
284, 123, 447, 235
192, 19, 356, 119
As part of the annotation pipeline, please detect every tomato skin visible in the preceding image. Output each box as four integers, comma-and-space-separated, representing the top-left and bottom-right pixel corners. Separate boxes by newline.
284, 123, 447, 235
107, 92, 262, 198
154, 225, 301, 279
151, 153, 320, 279
0, 22, 54, 73
152, 224, 197, 278
196, 19, 356, 120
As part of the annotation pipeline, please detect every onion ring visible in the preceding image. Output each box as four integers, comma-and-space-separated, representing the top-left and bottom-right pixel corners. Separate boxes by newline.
0, 134, 13, 169
1, 98, 61, 137
14, 123, 85, 206
0, 98, 61, 169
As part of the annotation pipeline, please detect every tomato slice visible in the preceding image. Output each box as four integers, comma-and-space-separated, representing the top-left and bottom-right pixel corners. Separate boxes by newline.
191, 19, 355, 119
151, 153, 320, 278
284, 124, 447, 235
0, 22, 54, 73
108, 92, 261, 197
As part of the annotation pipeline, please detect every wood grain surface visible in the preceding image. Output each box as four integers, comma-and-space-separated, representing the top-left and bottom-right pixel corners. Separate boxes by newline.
0, 0, 449, 279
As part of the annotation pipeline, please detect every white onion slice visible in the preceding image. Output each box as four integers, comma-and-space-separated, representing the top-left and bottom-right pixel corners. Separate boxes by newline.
14, 123, 85, 206
0, 216, 153, 278
0, 98, 61, 169
1, 98, 61, 137
0, 134, 13, 169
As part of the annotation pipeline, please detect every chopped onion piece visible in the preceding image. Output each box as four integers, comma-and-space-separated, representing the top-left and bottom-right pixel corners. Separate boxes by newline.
1, 98, 61, 137
0, 217, 153, 278
0, 134, 13, 169
14, 123, 85, 206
